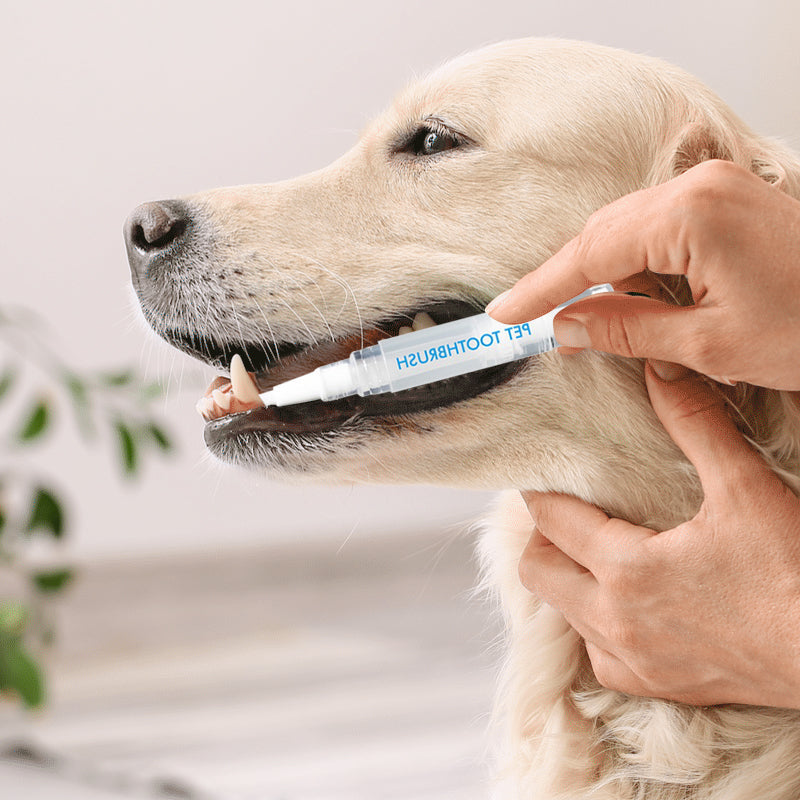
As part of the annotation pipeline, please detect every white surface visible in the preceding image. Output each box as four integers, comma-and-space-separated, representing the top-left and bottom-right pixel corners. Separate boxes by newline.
2, 0, 799, 559
0, 532, 497, 800
0, 762, 150, 800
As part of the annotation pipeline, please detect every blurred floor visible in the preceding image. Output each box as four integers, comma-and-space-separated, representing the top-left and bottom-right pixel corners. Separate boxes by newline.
0, 529, 501, 799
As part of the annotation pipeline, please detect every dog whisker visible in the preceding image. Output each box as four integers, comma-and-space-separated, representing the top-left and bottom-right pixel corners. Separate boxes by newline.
229, 305, 252, 367
303, 256, 364, 339
294, 287, 335, 342
250, 298, 282, 362
275, 296, 320, 346
335, 518, 360, 556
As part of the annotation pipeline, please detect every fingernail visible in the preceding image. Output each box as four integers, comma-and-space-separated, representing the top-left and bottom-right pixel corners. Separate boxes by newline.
485, 289, 511, 315
553, 318, 591, 349
648, 359, 688, 382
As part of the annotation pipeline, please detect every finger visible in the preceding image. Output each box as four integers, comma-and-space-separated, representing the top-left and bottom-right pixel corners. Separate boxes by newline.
518, 527, 597, 614
554, 345, 586, 356
485, 185, 684, 323
522, 491, 651, 570
584, 640, 651, 697
551, 294, 707, 363
485, 236, 601, 321
522, 492, 608, 568
644, 362, 775, 498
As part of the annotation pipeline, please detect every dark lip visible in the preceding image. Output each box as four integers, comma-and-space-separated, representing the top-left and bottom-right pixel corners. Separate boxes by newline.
158, 328, 302, 374
161, 299, 482, 375
154, 296, 525, 448
203, 359, 523, 447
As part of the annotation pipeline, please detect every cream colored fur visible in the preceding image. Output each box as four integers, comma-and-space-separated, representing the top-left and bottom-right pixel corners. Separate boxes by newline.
147, 39, 800, 798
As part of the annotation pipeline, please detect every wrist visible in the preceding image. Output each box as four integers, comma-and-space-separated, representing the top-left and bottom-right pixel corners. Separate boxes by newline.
784, 594, 800, 709
762, 590, 800, 710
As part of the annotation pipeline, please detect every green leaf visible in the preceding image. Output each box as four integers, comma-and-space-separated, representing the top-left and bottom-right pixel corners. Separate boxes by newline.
115, 421, 137, 475
0, 639, 44, 707
17, 399, 50, 443
62, 371, 95, 438
0, 367, 15, 403
140, 381, 166, 401
31, 568, 74, 594
144, 422, 172, 453
0, 603, 27, 638
25, 487, 65, 538
99, 369, 135, 387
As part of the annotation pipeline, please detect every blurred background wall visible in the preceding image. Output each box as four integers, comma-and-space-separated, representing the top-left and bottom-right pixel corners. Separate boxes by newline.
3, 0, 798, 560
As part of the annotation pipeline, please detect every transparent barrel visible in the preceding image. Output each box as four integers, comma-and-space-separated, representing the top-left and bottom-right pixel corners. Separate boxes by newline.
335, 284, 612, 398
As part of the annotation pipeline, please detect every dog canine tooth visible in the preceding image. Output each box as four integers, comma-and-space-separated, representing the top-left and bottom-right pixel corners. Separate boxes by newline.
230, 353, 261, 403
411, 312, 436, 331
398, 325, 414, 335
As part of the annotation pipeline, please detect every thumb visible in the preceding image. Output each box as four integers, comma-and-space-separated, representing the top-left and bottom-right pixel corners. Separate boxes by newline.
553, 294, 704, 363
644, 361, 771, 498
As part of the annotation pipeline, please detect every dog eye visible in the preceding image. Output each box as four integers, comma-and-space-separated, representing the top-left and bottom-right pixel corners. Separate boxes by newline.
407, 125, 462, 156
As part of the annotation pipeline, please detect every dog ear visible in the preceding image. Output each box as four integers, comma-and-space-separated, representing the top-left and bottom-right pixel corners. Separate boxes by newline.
670, 121, 734, 177
650, 119, 800, 481
749, 147, 793, 191
743, 136, 800, 197
650, 118, 800, 196
648, 120, 735, 185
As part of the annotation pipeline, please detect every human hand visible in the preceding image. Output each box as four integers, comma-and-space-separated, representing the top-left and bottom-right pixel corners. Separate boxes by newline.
487, 160, 800, 390
518, 362, 800, 708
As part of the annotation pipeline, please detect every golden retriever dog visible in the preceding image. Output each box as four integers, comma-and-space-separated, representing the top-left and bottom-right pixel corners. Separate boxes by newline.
125, 39, 800, 799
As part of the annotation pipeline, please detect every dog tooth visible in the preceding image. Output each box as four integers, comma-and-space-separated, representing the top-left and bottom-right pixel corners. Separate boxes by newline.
230, 354, 261, 403
411, 312, 436, 331
398, 325, 414, 336
212, 389, 231, 410
195, 397, 214, 420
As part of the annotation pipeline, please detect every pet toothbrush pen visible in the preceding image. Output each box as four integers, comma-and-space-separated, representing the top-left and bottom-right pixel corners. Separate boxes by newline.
258, 284, 614, 407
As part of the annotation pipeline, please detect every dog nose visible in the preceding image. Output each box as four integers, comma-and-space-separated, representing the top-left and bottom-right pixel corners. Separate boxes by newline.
124, 200, 188, 279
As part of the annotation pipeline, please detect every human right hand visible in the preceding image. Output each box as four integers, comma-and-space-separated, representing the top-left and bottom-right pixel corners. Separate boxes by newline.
486, 160, 800, 391
518, 362, 800, 708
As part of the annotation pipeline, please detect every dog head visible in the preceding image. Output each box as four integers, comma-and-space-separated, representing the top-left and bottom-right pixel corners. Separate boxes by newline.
125, 39, 800, 522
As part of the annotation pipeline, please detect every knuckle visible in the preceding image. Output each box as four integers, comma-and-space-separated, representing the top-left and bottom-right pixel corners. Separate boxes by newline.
517, 548, 538, 591
682, 159, 739, 206
629, 663, 667, 697
673, 161, 749, 247
659, 372, 727, 423
593, 591, 638, 647
587, 645, 632, 694
516, 530, 558, 598
590, 658, 623, 692
524, 493, 558, 535
600, 565, 633, 597
597, 544, 649, 596
680, 332, 721, 374
694, 158, 742, 182
589, 635, 670, 697
604, 313, 643, 358
573, 206, 614, 265
570, 228, 598, 272
581, 205, 610, 239
608, 619, 638, 652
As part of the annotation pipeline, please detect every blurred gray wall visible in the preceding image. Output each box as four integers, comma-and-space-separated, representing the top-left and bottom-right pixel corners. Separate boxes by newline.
3, 0, 798, 559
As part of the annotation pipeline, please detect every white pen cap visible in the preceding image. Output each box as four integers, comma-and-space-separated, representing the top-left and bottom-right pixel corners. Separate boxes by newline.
260, 359, 355, 407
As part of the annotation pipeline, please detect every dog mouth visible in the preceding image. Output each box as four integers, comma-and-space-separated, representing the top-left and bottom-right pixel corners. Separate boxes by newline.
164, 300, 523, 443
